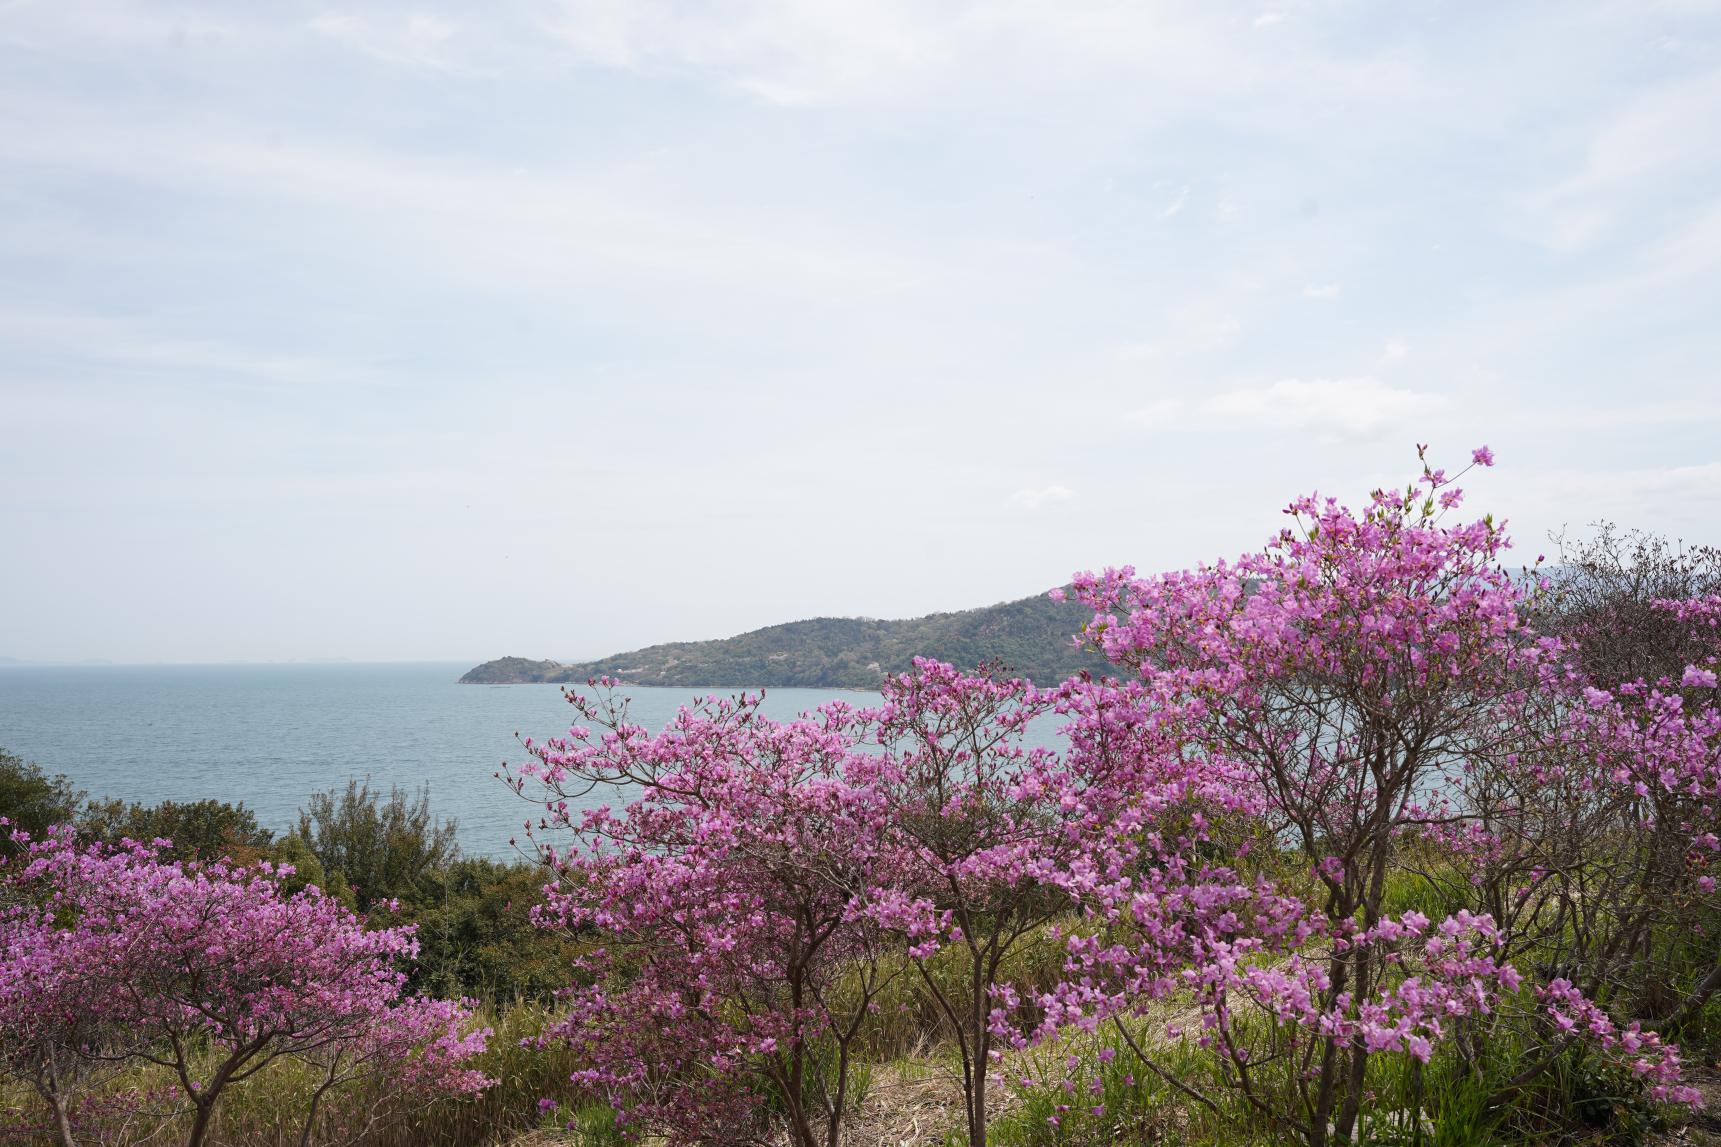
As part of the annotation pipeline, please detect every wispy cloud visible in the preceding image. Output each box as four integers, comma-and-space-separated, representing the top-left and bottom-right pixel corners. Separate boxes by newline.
0, 308, 393, 389
1125, 377, 1445, 441
1518, 70, 1721, 252
1007, 485, 1075, 511
1128, 398, 1186, 427
0, 101, 951, 311
1205, 378, 1445, 439
540, 0, 948, 106
308, 12, 467, 72
1513, 462, 1721, 540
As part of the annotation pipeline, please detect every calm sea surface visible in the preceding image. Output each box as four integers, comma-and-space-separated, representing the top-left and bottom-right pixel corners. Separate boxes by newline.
0, 663, 938, 860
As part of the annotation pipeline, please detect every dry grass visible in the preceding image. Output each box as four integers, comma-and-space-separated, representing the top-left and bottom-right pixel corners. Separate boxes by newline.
840, 1055, 967, 1147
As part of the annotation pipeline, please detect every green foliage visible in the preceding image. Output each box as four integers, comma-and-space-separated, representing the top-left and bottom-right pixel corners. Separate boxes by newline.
296, 778, 459, 910
541, 1099, 628, 1145
851, 924, 1071, 1063
1376, 852, 1471, 923
460, 591, 1114, 688
266, 831, 349, 900
984, 1018, 1516, 1147
378, 855, 580, 1002
1481, 1032, 1677, 1146
291, 781, 577, 1001
80, 795, 275, 864
0, 747, 81, 856
983, 1026, 1237, 1147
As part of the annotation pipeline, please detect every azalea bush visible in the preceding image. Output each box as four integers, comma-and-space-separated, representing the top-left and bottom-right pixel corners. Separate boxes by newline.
1040, 446, 1713, 1143
0, 826, 492, 1147
1534, 530, 1721, 1029
507, 688, 903, 1147
510, 444, 1717, 1146
506, 665, 1228, 1146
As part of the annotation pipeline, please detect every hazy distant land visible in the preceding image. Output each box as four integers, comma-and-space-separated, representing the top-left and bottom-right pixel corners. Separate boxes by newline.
459, 593, 1112, 688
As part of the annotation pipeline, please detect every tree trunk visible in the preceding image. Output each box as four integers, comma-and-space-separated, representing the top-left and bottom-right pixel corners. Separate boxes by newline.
824, 1038, 852, 1147
1307, 949, 1350, 1147
186, 1099, 217, 1147
1334, 945, 1373, 1142
38, 1048, 78, 1147
967, 974, 993, 1146
48, 1091, 77, 1147
298, 1075, 339, 1147
968, 1045, 988, 1147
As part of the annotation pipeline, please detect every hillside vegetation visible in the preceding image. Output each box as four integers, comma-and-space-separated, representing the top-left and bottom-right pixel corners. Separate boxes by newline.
459, 592, 1112, 687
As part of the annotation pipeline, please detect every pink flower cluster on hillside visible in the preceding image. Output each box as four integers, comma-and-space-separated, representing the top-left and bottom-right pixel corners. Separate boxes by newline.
0, 826, 490, 1147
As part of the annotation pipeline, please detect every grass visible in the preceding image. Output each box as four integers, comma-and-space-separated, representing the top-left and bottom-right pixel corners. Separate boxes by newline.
978, 1016, 1507, 1147
0, 1004, 582, 1147
10, 854, 1715, 1146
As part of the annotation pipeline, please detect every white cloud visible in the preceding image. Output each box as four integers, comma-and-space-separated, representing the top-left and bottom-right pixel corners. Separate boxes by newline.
1380, 338, 1409, 364
1510, 461, 1721, 542
1302, 283, 1341, 299
1007, 484, 1075, 511
1168, 307, 1242, 350
1128, 398, 1186, 427
1520, 70, 1721, 252
528, 0, 1457, 123
0, 308, 392, 389
1497, 398, 1721, 432
0, 103, 950, 309
308, 11, 464, 71
1161, 187, 1191, 219
1204, 377, 1444, 438
541, 0, 948, 106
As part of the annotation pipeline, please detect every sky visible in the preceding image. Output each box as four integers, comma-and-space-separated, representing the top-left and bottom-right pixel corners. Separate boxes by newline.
2, 1, 1719, 664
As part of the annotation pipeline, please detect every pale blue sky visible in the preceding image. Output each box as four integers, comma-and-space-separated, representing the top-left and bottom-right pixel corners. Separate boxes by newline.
2, 1, 1718, 664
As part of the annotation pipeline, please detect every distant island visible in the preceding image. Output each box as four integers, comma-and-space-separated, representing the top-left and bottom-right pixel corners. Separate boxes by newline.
459, 592, 1113, 688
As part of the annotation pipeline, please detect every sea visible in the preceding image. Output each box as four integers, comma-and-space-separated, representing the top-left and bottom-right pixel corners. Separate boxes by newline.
0, 663, 913, 861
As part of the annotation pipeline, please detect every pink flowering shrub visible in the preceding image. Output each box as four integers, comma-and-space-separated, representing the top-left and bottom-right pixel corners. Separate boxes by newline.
0, 825, 491, 1147
1479, 530, 1721, 1035
511, 667, 1230, 1147
510, 688, 902, 1147
1409, 581, 1721, 1077
0, 862, 141, 1146
512, 444, 1715, 1147
849, 663, 1097, 1147
1052, 447, 1706, 1144
1526, 593, 1721, 1029
850, 663, 1240, 1147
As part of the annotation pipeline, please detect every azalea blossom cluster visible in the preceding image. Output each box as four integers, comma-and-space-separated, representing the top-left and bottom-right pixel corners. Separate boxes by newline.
512, 689, 895, 1147
0, 825, 491, 1147
1656, 593, 1721, 695
1538, 979, 1697, 1104
513, 446, 1712, 1147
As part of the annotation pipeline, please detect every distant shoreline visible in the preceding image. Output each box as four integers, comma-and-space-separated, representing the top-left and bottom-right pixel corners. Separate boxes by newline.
459, 589, 1107, 690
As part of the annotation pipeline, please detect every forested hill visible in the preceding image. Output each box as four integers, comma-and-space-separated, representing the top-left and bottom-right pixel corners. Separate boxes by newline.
459, 592, 1114, 688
